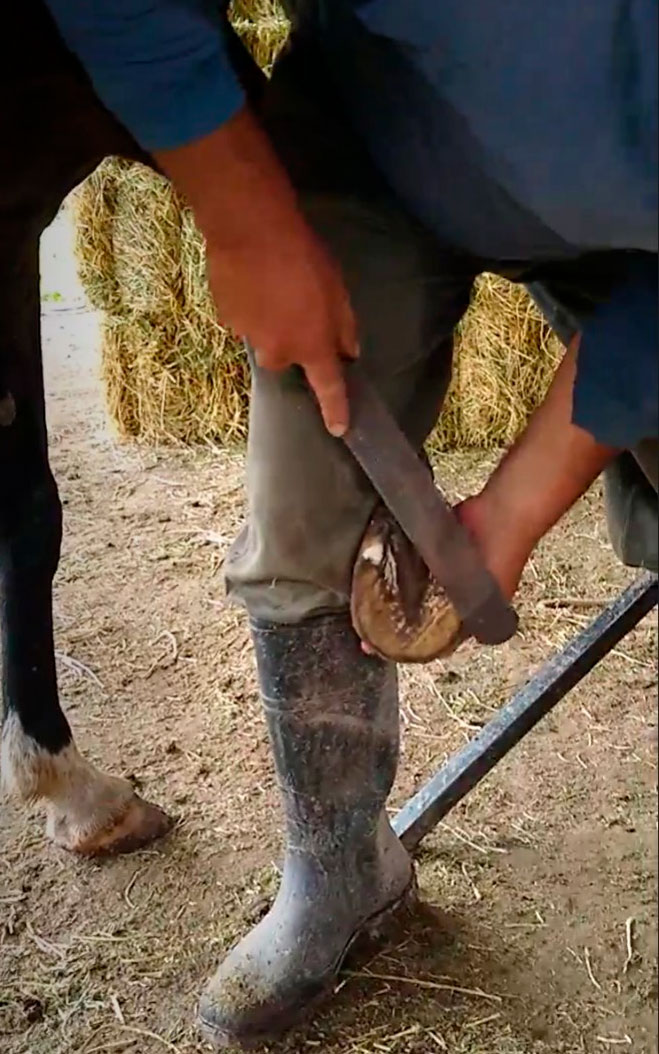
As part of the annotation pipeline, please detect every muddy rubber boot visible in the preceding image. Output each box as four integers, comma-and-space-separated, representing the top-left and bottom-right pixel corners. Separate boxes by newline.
198, 613, 414, 1049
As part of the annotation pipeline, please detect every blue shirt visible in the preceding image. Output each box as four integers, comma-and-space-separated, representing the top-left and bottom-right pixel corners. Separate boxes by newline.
575, 253, 658, 448
46, 0, 658, 447
44, 0, 244, 151
349, 1, 657, 257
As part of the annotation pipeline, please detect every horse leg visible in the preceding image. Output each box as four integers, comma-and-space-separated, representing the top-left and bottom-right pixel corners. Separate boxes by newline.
0, 4, 171, 854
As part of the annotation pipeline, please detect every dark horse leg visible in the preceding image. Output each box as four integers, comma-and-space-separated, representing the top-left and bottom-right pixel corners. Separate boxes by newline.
0, 4, 171, 853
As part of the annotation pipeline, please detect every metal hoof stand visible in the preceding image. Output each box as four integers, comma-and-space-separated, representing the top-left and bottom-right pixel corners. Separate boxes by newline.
394, 572, 658, 852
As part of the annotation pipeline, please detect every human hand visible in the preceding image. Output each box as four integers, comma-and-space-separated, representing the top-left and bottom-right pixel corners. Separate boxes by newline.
156, 106, 358, 436
206, 213, 358, 436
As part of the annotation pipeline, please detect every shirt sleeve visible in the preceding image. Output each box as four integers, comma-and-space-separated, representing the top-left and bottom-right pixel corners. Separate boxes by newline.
44, 1, 245, 152
574, 254, 658, 449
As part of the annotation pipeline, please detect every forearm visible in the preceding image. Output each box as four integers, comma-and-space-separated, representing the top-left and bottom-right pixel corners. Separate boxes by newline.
481, 338, 619, 547
157, 110, 357, 438
459, 338, 620, 601
153, 107, 304, 252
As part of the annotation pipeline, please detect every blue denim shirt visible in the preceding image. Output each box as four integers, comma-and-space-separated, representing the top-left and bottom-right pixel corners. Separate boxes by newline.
45, 0, 658, 447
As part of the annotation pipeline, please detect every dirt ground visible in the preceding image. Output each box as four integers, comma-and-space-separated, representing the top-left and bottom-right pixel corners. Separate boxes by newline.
1, 208, 657, 1054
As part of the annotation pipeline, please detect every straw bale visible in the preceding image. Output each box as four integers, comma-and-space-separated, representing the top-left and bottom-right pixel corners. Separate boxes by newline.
101, 313, 249, 445
433, 275, 564, 451
73, 158, 126, 313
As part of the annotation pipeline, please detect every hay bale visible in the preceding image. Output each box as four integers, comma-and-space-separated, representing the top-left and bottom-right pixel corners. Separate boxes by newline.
101, 314, 142, 438
180, 206, 216, 322
101, 313, 249, 445
433, 275, 563, 451
230, 0, 290, 72
95, 166, 249, 443
75, 0, 562, 451
74, 140, 250, 444
111, 166, 185, 319
73, 158, 126, 313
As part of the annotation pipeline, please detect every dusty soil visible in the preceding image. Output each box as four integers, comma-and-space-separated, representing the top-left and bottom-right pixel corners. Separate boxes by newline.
1, 208, 657, 1054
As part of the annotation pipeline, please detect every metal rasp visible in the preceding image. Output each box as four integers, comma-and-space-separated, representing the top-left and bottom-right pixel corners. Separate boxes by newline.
342, 365, 518, 646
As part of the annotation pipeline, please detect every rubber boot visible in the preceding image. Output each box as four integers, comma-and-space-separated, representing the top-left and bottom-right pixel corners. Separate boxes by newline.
198, 613, 415, 1049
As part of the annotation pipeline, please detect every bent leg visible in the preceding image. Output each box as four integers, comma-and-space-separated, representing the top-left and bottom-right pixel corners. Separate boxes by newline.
224, 192, 474, 621
224, 36, 476, 622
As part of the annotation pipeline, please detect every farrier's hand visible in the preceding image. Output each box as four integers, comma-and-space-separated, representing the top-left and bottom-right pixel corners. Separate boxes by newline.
206, 203, 357, 437
155, 106, 358, 437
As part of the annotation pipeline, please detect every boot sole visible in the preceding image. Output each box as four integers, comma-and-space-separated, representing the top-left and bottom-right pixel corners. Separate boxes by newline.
197, 874, 418, 1051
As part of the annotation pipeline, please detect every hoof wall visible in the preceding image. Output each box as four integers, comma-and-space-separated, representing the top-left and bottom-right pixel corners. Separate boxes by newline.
52, 794, 173, 856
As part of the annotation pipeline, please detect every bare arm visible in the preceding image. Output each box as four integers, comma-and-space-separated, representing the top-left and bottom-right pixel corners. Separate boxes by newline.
459, 337, 619, 599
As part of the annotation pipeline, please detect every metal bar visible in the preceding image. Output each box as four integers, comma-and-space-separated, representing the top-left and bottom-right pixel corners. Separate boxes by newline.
394, 573, 658, 851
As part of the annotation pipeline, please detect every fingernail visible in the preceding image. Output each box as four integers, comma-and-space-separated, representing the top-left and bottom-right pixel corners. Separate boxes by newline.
328, 422, 346, 438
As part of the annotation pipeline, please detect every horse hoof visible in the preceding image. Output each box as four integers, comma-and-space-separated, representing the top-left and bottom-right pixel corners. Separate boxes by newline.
48, 789, 173, 856
351, 503, 464, 663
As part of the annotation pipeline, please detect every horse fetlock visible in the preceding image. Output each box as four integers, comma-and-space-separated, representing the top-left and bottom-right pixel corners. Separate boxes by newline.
1, 711, 172, 854
0, 710, 70, 801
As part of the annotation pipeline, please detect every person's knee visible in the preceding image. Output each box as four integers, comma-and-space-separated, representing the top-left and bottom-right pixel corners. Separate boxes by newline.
224, 363, 372, 621
225, 194, 472, 623
604, 449, 658, 572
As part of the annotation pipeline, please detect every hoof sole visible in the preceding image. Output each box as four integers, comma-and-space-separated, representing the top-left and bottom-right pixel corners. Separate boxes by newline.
351, 505, 464, 663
